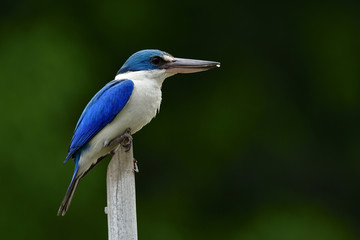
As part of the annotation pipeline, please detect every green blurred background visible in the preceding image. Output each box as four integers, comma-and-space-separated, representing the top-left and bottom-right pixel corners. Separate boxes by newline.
1, 0, 360, 239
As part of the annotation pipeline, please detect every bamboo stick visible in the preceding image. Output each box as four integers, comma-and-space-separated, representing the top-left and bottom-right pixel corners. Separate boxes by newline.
106, 144, 137, 240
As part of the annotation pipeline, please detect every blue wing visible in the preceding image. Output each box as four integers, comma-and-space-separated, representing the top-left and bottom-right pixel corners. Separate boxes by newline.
64, 79, 134, 162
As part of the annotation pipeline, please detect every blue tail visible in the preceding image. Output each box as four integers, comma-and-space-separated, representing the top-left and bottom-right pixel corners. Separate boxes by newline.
57, 155, 82, 216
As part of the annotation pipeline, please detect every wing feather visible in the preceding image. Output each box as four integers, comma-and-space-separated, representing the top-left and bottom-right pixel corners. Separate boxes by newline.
64, 79, 134, 162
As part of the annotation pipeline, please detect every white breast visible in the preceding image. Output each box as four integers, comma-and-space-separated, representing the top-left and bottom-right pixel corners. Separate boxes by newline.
106, 78, 162, 136
78, 70, 173, 170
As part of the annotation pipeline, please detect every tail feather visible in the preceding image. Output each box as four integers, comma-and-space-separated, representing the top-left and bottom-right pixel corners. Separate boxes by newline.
57, 160, 82, 216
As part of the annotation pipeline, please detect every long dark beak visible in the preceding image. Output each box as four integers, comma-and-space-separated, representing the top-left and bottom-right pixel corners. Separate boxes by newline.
163, 57, 220, 74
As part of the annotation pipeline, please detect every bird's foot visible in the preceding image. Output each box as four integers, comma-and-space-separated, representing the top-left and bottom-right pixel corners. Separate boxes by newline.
106, 128, 133, 152
110, 145, 119, 156
133, 158, 139, 173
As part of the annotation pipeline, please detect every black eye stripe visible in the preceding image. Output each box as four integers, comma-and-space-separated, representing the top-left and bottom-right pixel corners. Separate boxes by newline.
150, 56, 163, 65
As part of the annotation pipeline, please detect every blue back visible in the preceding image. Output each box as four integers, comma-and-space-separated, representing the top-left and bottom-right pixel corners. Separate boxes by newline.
117, 49, 167, 74
65, 79, 134, 162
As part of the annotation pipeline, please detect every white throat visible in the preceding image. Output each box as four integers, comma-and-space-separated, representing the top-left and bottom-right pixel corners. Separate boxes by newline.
114, 69, 175, 87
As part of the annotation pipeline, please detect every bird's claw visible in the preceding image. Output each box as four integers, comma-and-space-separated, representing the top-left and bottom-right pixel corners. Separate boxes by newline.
133, 158, 139, 173
106, 128, 133, 152
122, 133, 133, 153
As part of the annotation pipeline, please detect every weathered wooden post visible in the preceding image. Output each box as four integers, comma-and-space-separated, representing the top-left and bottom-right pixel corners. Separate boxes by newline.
105, 144, 137, 240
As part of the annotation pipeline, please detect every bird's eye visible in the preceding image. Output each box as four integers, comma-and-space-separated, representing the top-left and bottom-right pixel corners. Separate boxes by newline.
150, 56, 162, 66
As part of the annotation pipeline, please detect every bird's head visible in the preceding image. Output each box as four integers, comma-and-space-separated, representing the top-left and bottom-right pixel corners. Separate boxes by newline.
116, 49, 220, 77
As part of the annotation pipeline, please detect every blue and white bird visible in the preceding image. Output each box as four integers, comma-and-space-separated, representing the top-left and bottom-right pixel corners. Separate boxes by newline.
57, 49, 220, 216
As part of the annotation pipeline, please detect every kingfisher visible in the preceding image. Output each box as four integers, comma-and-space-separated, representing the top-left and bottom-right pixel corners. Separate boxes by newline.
57, 49, 220, 216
